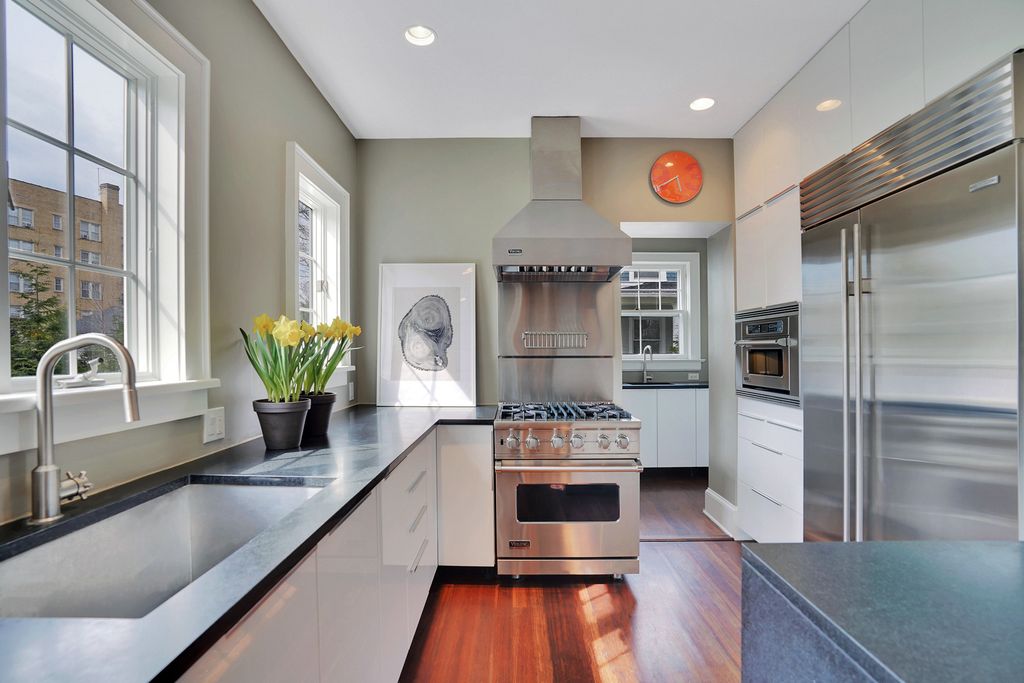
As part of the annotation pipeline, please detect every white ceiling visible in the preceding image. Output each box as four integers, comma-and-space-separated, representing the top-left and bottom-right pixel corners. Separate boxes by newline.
253, 0, 868, 139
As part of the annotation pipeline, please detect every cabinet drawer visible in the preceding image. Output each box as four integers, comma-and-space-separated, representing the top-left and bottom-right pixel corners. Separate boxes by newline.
764, 417, 802, 460
738, 438, 802, 512
739, 483, 803, 543
737, 402, 803, 460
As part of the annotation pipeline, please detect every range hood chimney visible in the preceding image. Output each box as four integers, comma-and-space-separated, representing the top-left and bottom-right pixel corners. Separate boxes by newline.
492, 117, 632, 282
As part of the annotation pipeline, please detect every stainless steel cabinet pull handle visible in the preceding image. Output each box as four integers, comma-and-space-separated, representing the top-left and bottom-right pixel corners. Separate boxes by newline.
750, 441, 784, 456
408, 538, 429, 574
751, 488, 783, 507
409, 504, 428, 534
766, 419, 801, 432
407, 470, 427, 494
494, 463, 643, 473
737, 411, 766, 421
853, 222, 864, 543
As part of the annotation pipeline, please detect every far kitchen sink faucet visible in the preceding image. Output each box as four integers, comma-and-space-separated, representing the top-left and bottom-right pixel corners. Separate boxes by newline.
30, 333, 140, 525
641, 345, 654, 384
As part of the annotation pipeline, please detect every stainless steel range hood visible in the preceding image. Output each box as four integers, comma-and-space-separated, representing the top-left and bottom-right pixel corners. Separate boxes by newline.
493, 117, 632, 282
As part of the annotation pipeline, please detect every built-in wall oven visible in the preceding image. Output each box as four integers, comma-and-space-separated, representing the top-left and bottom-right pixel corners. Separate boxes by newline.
736, 303, 800, 404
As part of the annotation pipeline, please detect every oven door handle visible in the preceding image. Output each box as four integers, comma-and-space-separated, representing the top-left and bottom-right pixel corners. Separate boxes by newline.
495, 462, 644, 473
735, 338, 796, 348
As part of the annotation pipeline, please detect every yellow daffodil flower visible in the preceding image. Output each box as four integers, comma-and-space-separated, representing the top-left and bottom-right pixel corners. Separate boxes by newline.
300, 321, 316, 340
346, 324, 362, 339
272, 316, 303, 347
252, 313, 274, 336
316, 322, 330, 337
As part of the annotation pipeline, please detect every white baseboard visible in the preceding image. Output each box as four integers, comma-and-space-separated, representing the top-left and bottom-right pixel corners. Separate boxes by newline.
704, 487, 752, 541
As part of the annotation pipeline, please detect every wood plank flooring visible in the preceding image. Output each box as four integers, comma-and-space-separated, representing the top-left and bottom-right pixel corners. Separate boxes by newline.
640, 469, 733, 541
401, 542, 742, 683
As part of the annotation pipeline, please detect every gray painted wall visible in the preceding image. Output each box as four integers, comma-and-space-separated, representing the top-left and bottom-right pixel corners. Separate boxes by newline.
0, 0, 358, 524
708, 225, 738, 505
355, 137, 733, 404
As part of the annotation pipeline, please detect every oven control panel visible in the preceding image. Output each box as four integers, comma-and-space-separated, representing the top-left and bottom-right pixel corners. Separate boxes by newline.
494, 425, 640, 458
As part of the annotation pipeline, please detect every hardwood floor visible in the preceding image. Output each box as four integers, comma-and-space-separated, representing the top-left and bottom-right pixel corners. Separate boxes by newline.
400, 541, 742, 683
640, 469, 732, 541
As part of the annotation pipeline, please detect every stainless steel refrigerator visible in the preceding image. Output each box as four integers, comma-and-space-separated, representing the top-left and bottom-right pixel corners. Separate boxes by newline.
800, 51, 1022, 542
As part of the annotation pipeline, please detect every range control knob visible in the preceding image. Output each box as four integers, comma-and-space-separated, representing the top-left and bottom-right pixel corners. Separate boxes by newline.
570, 433, 585, 449
505, 430, 520, 449
524, 433, 540, 450
550, 432, 565, 449
615, 434, 631, 449
598, 434, 611, 449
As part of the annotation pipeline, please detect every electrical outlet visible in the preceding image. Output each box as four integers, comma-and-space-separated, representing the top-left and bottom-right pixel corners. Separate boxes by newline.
203, 407, 225, 444
687, 373, 700, 381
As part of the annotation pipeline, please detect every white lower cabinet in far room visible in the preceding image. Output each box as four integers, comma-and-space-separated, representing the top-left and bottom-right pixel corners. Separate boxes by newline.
436, 425, 495, 567
620, 388, 709, 468
181, 549, 321, 683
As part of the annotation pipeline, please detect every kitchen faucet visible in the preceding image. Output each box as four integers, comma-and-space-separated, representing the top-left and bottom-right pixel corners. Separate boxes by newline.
30, 333, 140, 525
641, 345, 654, 384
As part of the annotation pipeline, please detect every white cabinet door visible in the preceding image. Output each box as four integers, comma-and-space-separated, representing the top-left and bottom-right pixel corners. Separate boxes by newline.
794, 26, 853, 178
850, 0, 925, 145
436, 425, 494, 567
763, 187, 802, 306
620, 389, 659, 468
760, 79, 801, 197
318, 490, 382, 683
735, 207, 766, 312
733, 115, 765, 217
694, 389, 709, 468
656, 389, 697, 467
923, 0, 1024, 100
181, 551, 320, 683
406, 435, 438, 637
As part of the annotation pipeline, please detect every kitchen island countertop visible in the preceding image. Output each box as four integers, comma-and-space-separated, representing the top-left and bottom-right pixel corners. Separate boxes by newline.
0, 404, 495, 682
743, 541, 1024, 682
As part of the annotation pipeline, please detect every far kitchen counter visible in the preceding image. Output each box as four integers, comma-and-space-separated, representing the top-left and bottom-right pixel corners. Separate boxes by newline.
622, 382, 709, 389
0, 404, 495, 682
743, 541, 1024, 682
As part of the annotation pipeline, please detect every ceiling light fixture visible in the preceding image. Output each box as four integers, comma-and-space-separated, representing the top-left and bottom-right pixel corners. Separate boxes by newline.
816, 98, 842, 112
405, 25, 436, 46
689, 97, 716, 111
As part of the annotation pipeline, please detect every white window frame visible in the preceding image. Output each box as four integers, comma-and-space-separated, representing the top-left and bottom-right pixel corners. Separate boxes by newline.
79, 279, 101, 300
52, 213, 63, 230
0, 0, 215, 454
79, 249, 101, 266
8, 238, 34, 253
621, 252, 703, 372
78, 219, 101, 242
53, 245, 64, 258
8, 206, 33, 227
285, 141, 352, 388
53, 275, 63, 292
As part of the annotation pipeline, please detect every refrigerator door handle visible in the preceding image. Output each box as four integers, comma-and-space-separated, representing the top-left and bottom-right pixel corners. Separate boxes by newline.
840, 227, 851, 542
853, 222, 864, 542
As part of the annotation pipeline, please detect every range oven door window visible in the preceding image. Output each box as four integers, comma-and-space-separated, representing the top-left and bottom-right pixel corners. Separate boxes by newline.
747, 347, 784, 377
516, 483, 620, 523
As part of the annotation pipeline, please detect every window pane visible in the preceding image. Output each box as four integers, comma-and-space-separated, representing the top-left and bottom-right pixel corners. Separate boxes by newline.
9, 258, 69, 376
6, 0, 67, 141
75, 269, 124, 371
638, 315, 681, 355
661, 290, 678, 311
72, 44, 127, 167
7, 128, 69, 242
621, 317, 640, 355
297, 201, 312, 255
298, 256, 312, 308
74, 156, 125, 269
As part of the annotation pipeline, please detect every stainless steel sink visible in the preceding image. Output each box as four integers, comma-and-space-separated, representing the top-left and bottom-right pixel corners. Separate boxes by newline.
0, 483, 319, 619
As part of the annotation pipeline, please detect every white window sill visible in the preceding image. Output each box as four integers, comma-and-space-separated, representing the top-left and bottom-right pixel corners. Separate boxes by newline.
0, 378, 220, 456
623, 358, 705, 372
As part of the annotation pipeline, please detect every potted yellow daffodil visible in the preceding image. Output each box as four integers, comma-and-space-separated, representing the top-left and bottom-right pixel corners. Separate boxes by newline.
241, 314, 317, 449
297, 317, 361, 440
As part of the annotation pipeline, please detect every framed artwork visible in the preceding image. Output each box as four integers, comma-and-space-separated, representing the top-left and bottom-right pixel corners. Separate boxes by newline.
377, 263, 476, 406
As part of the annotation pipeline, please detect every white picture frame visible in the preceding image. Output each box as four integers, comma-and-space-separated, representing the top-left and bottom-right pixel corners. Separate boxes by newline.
377, 263, 477, 406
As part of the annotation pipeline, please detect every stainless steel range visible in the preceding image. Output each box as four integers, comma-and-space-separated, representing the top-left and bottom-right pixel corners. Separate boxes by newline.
493, 402, 642, 577
490, 116, 639, 577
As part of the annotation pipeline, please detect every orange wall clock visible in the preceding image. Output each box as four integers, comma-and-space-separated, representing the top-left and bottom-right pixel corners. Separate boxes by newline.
650, 150, 703, 204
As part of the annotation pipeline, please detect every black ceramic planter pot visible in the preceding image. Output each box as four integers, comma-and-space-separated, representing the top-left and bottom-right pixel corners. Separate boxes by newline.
301, 392, 337, 441
253, 398, 310, 450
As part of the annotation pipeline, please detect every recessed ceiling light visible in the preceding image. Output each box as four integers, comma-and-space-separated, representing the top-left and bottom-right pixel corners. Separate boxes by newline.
816, 98, 842, 112
689, 97, 716, 111
405, 25, 436, 46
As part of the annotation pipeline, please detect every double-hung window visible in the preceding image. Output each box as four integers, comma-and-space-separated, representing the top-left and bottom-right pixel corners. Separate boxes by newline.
620, 252, 702, 368
8, 238, 34, 253
8, 207, 33, 227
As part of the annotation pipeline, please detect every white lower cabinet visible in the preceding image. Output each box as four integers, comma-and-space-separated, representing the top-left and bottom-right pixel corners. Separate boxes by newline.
621, 388, 709, 468
318, 489, 382, 683
181, 549, 321, 683
436, 425, 495, 567
737, 397, 804, 543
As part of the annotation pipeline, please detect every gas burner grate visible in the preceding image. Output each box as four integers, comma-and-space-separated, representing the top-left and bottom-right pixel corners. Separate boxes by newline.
497, 401, 632, 422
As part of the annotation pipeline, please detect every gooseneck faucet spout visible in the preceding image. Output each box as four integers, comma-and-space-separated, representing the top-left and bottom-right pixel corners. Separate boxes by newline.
31, 333, 140, 525
641, 345, 654, 384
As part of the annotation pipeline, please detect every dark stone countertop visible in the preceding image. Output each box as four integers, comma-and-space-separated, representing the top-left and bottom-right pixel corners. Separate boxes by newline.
743, 541, 1024, 682
622, 382, 709, 390
0, 404, 495, 683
